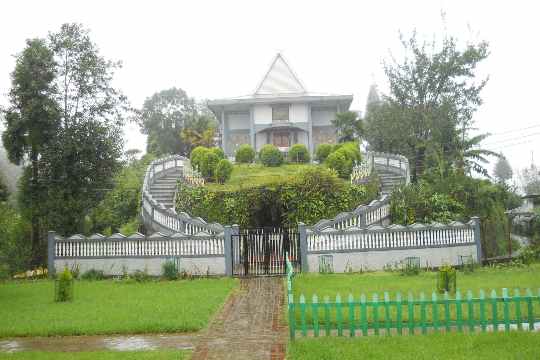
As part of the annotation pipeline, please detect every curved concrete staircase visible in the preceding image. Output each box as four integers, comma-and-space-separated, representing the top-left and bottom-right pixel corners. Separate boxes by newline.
147, 170, 181, 210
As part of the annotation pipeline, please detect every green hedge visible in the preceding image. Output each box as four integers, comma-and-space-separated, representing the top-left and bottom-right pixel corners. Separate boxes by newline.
176, 167, 379, 227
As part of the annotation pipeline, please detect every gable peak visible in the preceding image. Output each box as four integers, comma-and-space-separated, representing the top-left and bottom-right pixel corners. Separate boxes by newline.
254, 53, 306, 95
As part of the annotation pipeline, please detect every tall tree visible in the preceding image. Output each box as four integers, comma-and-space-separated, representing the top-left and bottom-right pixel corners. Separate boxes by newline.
493, 155, 513, 185
2, 39, 59, 264
332, 111, 363, 143
35, 23, 127, 234
365, 30, 490, 181
138, 88, 196, 156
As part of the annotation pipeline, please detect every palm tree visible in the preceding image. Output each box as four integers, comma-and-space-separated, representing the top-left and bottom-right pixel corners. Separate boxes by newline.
453, 133, 501, 177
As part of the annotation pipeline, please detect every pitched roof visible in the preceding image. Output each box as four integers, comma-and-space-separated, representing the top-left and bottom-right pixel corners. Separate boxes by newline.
254, 53, 306, 95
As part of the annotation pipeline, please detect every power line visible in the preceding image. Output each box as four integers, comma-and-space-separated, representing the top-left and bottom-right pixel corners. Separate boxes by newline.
488, 123, 540, 136
482, 132, 540, 147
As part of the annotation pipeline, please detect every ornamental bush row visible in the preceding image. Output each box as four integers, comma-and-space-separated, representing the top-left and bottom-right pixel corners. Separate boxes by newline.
235, 144, 311, 166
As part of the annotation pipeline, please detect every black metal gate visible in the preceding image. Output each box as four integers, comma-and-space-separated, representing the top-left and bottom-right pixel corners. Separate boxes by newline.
231, 227, 301, 276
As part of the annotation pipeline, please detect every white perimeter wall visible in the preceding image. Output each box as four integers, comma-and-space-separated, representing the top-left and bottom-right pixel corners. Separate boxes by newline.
307, 244, 478, 272
55, 257, 226, 276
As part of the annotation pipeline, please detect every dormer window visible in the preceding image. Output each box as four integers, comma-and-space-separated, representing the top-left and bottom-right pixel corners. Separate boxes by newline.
272, 105, 289, 122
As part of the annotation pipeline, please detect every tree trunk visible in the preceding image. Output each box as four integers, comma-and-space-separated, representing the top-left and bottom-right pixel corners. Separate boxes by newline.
30, 148, 41, 267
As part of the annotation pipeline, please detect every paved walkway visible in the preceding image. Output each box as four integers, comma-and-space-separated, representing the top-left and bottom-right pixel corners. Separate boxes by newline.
0, 278, 288, 359
192, 277, 287, 360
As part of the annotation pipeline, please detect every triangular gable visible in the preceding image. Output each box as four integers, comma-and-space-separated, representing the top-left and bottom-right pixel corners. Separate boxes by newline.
254, 53, 306, 95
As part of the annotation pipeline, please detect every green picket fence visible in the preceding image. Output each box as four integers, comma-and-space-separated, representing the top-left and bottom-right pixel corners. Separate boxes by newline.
285, 256, 540, 339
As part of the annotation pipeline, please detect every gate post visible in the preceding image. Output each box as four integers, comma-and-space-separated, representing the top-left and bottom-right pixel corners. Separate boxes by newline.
47, 231, 56, 278
298, 222, 309, 272
224, 225, 232, 276
471, 216, 482, 264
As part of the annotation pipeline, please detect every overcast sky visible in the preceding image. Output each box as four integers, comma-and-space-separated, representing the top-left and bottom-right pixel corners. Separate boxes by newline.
1, 0, 539, 181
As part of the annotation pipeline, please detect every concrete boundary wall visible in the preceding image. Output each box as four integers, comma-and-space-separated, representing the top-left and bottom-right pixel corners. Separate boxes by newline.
48, 231, 227, 276
300, 217, 481, 272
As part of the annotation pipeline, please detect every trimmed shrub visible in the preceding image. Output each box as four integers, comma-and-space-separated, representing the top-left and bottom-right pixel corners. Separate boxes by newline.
235, 144, 256, 163
215, 159, 233, 183
315, 144, 333, 163
288, 144, 310, 163
55, 267, 74, 302
339, 142, 362, 163
200, 151, 220, 180
210, 147, 225, 160
190, 146, 210, 171
80, 269, 105, 281
259, 144, 284, 167
437, 264, 457, 294
162, 260, 179, 280
325, 149, 352, 178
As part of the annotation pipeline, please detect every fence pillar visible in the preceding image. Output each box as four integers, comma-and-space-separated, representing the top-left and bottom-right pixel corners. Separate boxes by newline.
298, 222, 309, 272
47, 231, 56, 278
224, 225, 233, 276
359, 210, 367, 228
472, 216, 482, 263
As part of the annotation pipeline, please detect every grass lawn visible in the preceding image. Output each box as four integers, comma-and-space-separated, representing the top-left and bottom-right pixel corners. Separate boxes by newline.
293, 263, 540, 299
0, 278, 236, 338
287, 332, 540, 360
205, 163, 328, 191
0, 350, 189, 360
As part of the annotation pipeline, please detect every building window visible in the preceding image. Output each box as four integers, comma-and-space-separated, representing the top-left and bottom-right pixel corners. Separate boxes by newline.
272, 105, 289, 122
273, 132, 290, 147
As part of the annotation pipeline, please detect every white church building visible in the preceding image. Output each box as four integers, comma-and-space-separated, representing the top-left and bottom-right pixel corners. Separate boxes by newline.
207, 54, 353, 157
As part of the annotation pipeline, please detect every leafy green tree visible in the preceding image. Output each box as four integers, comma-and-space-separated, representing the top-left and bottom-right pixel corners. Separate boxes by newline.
365, 30, 490, 181
181, 111, 217, 153
88, 154, 154, 234
332, 111, 363, 142
493, 155, 513, 185
0, 172, 8, 202
2, 38, 59, 265
33, 23, 128, 236
138, 88, 196, 156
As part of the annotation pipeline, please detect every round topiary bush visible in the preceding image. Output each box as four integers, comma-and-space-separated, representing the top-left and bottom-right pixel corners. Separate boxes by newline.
325, 149, 352, 178
235, 144, 256, 163
215, 159, 233, 183
200, 151, 220, 180
190, 146, 210, 171
315, 144, 333, 163
259, 144, 283, 167
338, 142, 361, 163
288, 144, 310, 163
210, 147, 225, 160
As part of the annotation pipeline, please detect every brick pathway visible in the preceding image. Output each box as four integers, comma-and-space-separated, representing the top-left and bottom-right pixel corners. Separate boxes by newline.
191, 277, 288, 360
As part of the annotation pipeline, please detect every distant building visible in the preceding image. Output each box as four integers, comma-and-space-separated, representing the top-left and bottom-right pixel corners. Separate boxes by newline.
207, 54, 353, 157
